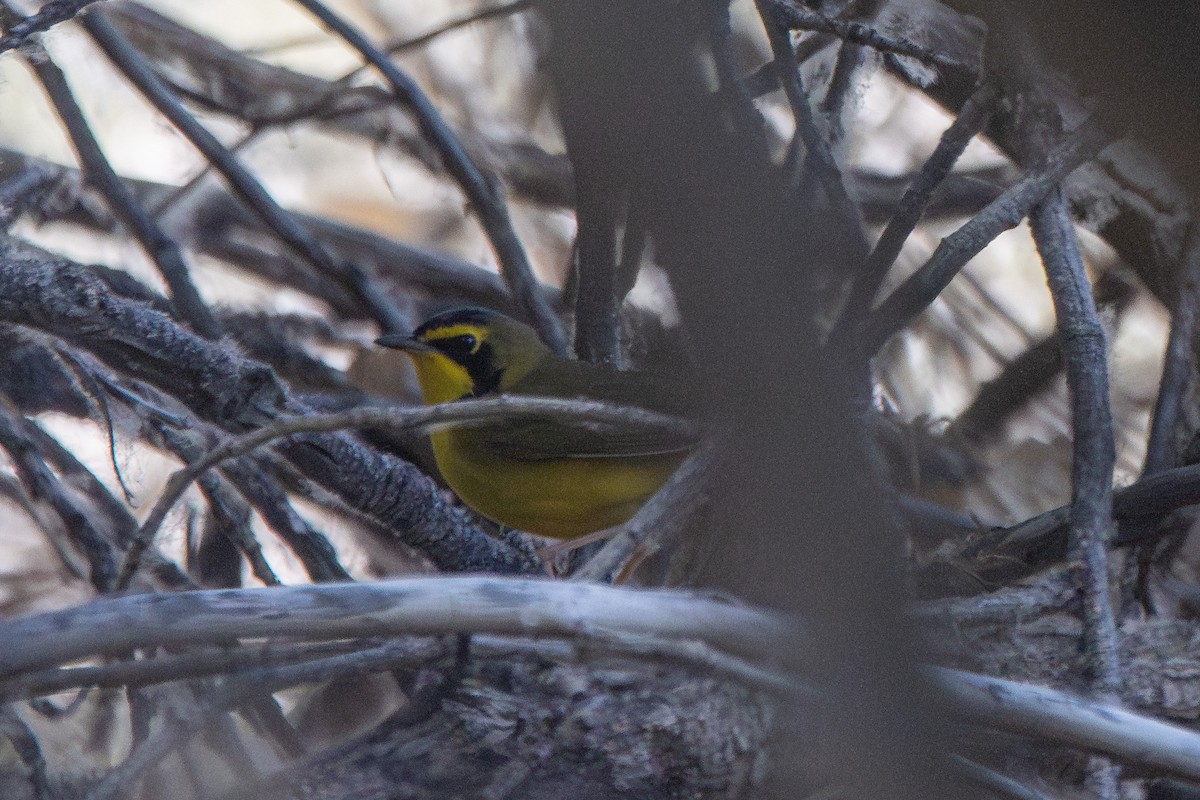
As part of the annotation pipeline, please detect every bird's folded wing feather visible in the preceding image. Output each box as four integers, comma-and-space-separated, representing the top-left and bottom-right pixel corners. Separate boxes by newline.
466, 416, 695, 461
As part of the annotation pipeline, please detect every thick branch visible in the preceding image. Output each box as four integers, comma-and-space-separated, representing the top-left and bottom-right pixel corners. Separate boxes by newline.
932, 668, 1200, 783
0, 576, 794, 677
1030, 187, 1121, 698
0, 247, 536, 574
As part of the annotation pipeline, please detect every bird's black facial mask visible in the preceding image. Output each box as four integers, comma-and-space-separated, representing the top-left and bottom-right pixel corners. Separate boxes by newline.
421, 328, 502, 397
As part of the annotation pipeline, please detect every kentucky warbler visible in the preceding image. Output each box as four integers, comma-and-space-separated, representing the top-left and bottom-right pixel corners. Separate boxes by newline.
376, 308, 695, 539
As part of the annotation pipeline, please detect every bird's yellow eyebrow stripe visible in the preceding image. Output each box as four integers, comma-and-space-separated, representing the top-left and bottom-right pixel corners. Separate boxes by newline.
420, 324, 486, 354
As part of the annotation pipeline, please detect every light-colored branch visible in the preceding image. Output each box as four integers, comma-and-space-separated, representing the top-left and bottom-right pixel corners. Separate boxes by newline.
932, 667, 1200, 783
0, 576, 791, 678
9, 575, 1200, 784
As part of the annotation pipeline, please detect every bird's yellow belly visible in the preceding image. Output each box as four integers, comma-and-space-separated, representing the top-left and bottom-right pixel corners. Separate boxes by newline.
431, 429, 684, 539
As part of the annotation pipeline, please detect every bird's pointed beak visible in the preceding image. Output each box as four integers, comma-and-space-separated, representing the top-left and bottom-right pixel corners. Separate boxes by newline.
375, 334, 437, 353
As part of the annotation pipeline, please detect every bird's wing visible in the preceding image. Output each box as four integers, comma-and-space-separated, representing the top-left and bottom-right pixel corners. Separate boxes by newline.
465, 415, 696, 462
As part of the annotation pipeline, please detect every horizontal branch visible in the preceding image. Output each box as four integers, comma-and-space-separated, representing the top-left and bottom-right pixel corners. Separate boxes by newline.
760, 0, 976, 75
0, 576, 795, 678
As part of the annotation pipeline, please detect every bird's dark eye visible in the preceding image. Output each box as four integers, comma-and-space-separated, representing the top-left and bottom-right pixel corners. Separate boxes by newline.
435, 333, 478, 358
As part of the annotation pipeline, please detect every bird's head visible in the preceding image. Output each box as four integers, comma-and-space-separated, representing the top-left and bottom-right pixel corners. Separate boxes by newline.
376, 308, 550, 404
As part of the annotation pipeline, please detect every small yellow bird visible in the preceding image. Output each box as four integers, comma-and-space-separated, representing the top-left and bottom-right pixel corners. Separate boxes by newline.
376, 308, 695, 539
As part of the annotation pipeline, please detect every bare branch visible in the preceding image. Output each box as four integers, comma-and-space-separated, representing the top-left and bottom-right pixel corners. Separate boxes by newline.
0, 0, 106, 55
761, 0, 977, 76
290, 0, 568, 354
1030, 188, 1121, 692
85, 639, 449, 800
860, 123, 1109, 356
948, 755, 1055, 800
8, 17, 219, 338
758, 4, 871, 266
80, 8, 410, 334
384, 0, 536, 56
1144, 223, 1200, 475
573, 440, 716, 584
0, 577, 794, 678
1030, 187, 1121, 797
830, 81, 998, 346
932, 667, 1200, 784
0, 396, 119, 590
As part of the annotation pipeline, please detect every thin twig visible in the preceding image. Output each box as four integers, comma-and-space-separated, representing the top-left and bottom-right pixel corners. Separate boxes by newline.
1144, 222, 1200, 475
958, 459, 1200, 588
760, 0, 975, 76
820, 39, 866, 143
0, 639, 393, 701
79, 9, 409, 334
0, 707, 52, 800
120, 396, 700, 586
818, 0, 885, 142
859, 123, 1109, 356
0, 397, 118, 590
758, 5, 871, 266
829, 82, 998, 346
385, 0, 536, 56
289, 0, 567, 353
219, 456, 351, 583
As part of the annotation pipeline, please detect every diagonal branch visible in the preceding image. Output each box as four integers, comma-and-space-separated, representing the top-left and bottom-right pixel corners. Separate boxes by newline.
8, 12, 220, 338
859, 123, 1109, 356
758, 4, 871, 266
761, 0, 977, 75
932, 667, 1200, 784
1143, 222, 1200, 476
829, 81, 998, 347
79, 7, 410, 334
289, 0, 567, 354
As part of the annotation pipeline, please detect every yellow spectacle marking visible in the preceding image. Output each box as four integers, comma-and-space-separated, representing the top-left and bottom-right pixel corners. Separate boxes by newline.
420, 324, 486, 354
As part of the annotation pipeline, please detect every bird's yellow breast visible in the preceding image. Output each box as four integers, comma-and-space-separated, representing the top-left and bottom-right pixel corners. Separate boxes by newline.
394, 329, 690, 538
431, 428, 684, 539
